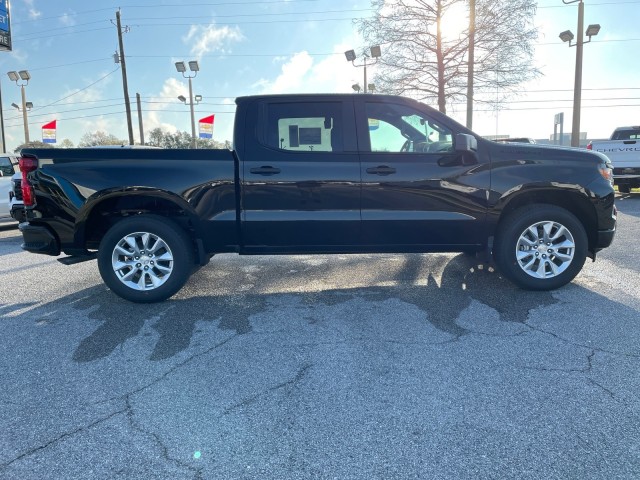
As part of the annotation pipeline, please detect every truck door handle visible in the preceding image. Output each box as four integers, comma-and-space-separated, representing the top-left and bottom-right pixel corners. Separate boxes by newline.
250, 166, 281, 175
366, 165, 396, 176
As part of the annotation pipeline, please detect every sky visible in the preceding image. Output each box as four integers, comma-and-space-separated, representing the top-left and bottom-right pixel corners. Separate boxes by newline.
0, 0, 638, 152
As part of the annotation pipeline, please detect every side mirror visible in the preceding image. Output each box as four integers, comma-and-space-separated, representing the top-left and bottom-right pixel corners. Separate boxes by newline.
455, 133, 477, 153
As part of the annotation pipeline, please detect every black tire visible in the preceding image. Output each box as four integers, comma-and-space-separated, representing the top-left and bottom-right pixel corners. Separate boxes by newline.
494, 205, 587, 291
97, 215, 194, 303
618, 184, 631, 194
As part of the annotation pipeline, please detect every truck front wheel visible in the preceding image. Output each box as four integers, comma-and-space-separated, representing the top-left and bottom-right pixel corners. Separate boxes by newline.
494, 205, 587, 291
97, 215, 194, 303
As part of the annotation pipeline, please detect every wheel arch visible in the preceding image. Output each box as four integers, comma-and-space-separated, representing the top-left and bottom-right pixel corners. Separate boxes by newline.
74, 188, 201, 251
494, 188, 598, 255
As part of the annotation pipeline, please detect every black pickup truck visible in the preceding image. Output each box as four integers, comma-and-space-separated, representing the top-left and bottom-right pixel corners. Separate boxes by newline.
18, 94, 616, 302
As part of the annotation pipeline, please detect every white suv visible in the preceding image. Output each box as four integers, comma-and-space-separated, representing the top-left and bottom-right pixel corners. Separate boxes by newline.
0, 154, 19, 223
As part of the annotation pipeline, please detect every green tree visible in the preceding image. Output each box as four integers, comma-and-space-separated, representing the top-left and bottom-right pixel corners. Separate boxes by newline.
146, 128, 231, 149
78, 131, 126, 147
13, 141, 49, 153
58, 138, 75, 148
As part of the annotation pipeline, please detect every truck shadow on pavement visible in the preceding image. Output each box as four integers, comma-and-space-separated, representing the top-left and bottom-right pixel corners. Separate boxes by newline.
64, 254, 564, 363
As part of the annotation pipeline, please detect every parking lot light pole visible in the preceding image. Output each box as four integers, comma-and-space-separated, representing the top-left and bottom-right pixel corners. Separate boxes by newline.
175, 61, 200, 148
559, 0, 600, 147
344, 46, 381, 94
7, 70, 32, 144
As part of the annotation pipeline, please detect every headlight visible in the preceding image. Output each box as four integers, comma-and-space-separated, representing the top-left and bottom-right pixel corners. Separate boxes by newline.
599, 166, 614, 186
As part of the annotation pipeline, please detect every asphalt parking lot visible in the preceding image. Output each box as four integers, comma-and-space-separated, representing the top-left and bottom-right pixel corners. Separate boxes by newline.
1, 195, 639, 479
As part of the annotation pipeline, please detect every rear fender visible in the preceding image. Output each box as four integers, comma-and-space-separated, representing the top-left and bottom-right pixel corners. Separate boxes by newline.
74, 187, 202, 249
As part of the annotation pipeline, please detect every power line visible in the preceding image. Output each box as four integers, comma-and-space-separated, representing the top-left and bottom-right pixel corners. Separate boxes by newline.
4, 109, 236, 128
27, 58, 114, 72
537, 0, 640, 7
11, 0, 325, 25
7, 91, 636, 119
13, 27, 114, 41
15, 7, 372, 40
470, 104, 640, 112
126, 8, 372, 21
31, 68, 121, 112
4, 102, 126, 122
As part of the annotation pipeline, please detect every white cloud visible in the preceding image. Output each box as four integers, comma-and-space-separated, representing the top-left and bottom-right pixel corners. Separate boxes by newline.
9, 48, 28, 63
254, 43, 369, 95
24, 0, 41, 19
140, 78, 185, 135
59, 12, 76, 27
183, 24, 244, 58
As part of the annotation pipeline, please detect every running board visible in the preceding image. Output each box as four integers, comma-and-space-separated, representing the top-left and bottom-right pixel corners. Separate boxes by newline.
57, 253, 97, 265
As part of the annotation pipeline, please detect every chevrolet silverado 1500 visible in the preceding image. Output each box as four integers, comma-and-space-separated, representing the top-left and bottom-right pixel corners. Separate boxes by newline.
17, 94, 617, 302
588, 126, 640, 193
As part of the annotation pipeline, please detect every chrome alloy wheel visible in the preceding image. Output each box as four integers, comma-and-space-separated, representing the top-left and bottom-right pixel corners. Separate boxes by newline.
111, 231, 174, 291
515, 220, 576, 279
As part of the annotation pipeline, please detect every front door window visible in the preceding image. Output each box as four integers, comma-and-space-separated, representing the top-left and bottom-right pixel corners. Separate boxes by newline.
366, 102, 453, 155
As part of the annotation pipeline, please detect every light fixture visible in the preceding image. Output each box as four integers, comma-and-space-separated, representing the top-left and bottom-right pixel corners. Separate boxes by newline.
352, 83, 361, 92
370, 45, 381, 58
174, 60, 201, 148
7, 69, 33, 143
368, 84, 376, 92
344, 50, 356, 62
559, 30, 574, 43
195, 94, 202, 102
585, 24, 601, 37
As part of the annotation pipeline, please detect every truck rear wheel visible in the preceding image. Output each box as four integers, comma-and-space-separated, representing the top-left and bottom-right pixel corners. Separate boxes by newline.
494, 205, 587, 291
97, 215, 194, 303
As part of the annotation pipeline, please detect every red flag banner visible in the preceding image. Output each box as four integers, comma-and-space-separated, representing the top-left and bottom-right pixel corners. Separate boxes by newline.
199, 115, 214, 139
42, 120, 57, 144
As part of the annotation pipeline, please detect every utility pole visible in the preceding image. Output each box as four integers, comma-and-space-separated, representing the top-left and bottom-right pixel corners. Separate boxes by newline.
20, 83, 29, 143
136, 93, 144, 145
560, 0, 600, 148
466, 0, 475, 129
115, 10, 134, 145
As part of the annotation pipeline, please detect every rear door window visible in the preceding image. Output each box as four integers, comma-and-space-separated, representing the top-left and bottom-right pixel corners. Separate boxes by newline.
264, 102, 343, 153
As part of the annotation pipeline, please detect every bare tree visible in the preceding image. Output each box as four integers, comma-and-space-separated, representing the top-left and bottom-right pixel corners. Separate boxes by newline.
356, 0, 539, 116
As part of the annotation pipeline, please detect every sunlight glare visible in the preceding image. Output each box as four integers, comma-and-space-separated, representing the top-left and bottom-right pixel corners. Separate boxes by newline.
440, 3, 469, 41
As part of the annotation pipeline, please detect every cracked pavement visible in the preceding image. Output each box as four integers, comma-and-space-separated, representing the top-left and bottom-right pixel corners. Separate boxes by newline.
0, 196, 639, 479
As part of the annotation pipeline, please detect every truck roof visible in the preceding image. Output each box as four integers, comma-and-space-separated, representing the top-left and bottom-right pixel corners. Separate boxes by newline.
235, 93, 424, 105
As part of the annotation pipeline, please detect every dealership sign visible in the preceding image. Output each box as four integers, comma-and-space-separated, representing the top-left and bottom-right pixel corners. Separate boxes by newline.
0, 0, 11, 51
